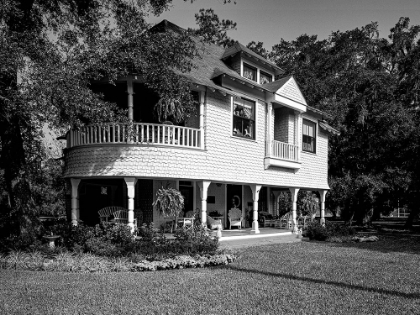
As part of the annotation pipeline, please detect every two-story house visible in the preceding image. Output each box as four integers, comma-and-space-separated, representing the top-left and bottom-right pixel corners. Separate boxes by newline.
63, 20, 338, 234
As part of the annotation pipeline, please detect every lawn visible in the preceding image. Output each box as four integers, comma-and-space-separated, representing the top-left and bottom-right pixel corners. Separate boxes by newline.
1, 234, 419, 315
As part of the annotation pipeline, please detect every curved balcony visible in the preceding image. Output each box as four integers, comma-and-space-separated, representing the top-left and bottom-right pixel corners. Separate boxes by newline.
66, 122, 203, 149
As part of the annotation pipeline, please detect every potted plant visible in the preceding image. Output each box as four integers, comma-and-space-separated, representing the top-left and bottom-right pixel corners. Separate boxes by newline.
152, 186, 184, 231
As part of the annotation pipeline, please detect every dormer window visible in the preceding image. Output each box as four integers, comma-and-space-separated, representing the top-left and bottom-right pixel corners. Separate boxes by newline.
243, 63, 257, 81
260, 70, 272, 84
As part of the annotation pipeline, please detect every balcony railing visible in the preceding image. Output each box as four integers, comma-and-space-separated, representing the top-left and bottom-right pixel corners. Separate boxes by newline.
268, 140, 299, 162
67, 123, 202, 149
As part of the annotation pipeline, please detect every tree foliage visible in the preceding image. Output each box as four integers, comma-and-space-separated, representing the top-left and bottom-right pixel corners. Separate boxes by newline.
0, 0, 201, 235
192, 8, 237, 47
269, 18, 420, 226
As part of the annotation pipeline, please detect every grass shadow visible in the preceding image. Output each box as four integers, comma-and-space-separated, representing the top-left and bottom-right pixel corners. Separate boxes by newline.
224, 264, 420, 300
323, 234, 420, 255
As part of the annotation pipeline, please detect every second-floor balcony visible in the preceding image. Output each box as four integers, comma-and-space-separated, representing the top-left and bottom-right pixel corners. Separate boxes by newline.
66, 122, 203, 150
265, 140, 301, 170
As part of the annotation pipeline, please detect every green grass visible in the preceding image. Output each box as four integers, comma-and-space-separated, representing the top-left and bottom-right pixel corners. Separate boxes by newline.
1, 234, 419, 315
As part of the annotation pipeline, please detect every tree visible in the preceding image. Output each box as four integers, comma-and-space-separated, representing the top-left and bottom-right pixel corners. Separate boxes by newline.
0, 0, 201, 236
192, 8, 237, 47
246, 41, 269, 59
270, 19, 419, 226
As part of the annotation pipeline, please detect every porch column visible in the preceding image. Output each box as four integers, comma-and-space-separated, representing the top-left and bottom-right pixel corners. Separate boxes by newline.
70, 179, 81, 226
127, 77, 134, 122
318, 190, 327, 226
271, 190, 281, 216
199, 92, 205, 149
289, 187, 300, 233
124, 177, 137, 232
250, 184, 262, 234
198, 180, 211, 226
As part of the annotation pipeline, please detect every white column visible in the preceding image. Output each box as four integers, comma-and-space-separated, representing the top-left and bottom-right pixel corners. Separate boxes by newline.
124, 177, 137, 232
250, 184, 262, 234
70, 179, 81, 226
289, 187, 300, 233
199, 92, 205, 149
319, 190, 327, 226
127, 77, 134, 122
198, 180, 211, 226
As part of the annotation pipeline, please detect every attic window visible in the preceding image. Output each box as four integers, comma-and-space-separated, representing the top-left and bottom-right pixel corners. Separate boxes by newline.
243, 63, 257, 81
260, 71, 272, 84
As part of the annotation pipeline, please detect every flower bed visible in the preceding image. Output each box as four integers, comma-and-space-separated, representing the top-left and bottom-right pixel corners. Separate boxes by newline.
0, 221, 236, 272
0, 250, 236, 272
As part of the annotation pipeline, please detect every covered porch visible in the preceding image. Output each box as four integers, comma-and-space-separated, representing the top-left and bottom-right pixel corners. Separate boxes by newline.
67, 177, 328, 236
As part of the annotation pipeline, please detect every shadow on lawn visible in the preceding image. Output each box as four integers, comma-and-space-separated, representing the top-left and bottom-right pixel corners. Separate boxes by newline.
225, 265, 420, 300
325, 234, 420, 256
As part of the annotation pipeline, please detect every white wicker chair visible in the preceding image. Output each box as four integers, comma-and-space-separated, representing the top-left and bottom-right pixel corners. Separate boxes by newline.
207, 215, 222, 230
228, 208, 242, 229
113, 210, 137, 227
98, 206, 126, 222
275, 212, 293, 229
177, 211, 194, 230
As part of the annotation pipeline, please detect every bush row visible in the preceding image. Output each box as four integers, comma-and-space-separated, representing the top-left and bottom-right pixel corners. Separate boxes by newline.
0, 221, 219, 259
304, 221, 356, 241
0, 250, 235, 272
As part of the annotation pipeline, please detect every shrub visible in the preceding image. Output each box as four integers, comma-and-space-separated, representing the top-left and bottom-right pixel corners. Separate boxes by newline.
172, 224, 218, 255
305, 221, 356, 241
305, 221, 330, 241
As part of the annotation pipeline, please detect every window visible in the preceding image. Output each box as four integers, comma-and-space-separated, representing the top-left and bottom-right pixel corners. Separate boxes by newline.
260, 71, 272, 84
243, 63, 257, 81
302, 119, 316, 153
233, 98, 255, 139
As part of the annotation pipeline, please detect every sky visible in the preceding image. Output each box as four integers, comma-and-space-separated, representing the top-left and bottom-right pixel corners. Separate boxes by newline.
147, 0, 420, 49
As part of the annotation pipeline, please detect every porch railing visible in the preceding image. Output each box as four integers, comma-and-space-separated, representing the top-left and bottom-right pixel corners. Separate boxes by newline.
67, 123, 202, 149
267, 140, 299, 162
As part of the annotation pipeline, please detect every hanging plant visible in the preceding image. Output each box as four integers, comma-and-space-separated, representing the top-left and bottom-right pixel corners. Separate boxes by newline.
152, 187, 184, 230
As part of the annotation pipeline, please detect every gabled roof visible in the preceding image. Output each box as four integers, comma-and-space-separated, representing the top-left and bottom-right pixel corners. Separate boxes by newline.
264, 76, 308, 106
260, 75, 292, 92
221, 42, 283, 75
150, 20, 334, 120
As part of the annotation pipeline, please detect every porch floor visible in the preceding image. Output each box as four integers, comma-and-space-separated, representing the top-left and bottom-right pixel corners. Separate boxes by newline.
155, 227, 296, 245
217, 227, 292, 241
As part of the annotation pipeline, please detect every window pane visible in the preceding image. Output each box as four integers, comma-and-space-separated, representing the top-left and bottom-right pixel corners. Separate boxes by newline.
260, 71, 272, 84
243, 63, 257, 81
233, 98, 255, 139
302, 119, 316, 153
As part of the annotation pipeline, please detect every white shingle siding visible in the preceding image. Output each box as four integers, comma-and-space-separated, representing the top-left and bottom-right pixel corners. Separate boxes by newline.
64, 90, 329, 190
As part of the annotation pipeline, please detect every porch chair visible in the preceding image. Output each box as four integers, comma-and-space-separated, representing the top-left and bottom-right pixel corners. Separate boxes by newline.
177, 211, 194, 230
207, 215, 223, 230
98, 206, 126, 222
275, 212, 294, 229
113, 210, 137, 227
228, 208, 242, 229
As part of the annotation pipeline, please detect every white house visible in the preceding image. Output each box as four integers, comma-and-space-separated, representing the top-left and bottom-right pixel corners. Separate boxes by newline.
62, 20, 338, 234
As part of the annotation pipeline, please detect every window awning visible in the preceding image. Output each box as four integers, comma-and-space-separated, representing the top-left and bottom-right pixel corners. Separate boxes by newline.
319, 121, 340, 135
